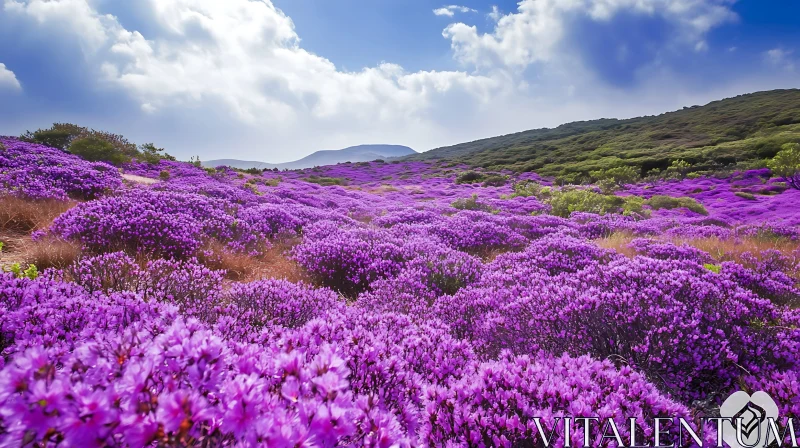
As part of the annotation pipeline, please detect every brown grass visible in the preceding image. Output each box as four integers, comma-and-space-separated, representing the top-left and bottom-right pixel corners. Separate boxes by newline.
0, 235, 80, 271
596, 232, 799, 282
199, 241, 310, 283
24, 238, 82, 270
595, 232, 638, 258
0, 196, 78, 271
0, 195, 75, 232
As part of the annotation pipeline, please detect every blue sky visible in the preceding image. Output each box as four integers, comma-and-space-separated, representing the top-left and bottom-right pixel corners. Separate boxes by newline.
0, 0, 798, 162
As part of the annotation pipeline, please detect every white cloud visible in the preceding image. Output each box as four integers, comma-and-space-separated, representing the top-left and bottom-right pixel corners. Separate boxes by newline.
2, 0, 790, 162
5, 0, 505, 155
764, 48, 795, 72
443, 0, 737, 69
433, 5, 477, 17
0, 63, 21, 90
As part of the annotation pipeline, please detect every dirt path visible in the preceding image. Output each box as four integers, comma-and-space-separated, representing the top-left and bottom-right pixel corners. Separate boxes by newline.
122, 174, 160, 185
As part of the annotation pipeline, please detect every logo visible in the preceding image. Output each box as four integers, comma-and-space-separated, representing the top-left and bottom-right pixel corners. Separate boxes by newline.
720, 391, 779, 448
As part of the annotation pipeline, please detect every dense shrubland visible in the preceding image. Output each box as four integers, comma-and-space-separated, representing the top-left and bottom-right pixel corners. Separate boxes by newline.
0, 131, 798, 446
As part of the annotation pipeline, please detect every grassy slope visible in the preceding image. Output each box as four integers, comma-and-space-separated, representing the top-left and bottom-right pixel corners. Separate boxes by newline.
406, 89, 800, 177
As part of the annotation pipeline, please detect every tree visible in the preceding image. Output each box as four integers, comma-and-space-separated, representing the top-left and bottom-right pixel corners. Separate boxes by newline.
68, 136, 131, 165
21, 123, 87, 150
767, 143, 800, 190
139, 143, 176, 164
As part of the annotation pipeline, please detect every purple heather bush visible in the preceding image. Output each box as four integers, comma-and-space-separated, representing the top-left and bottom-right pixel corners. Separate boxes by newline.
1, 141, 799, 445
0, 137, 122, 200
628, 238, 714, 264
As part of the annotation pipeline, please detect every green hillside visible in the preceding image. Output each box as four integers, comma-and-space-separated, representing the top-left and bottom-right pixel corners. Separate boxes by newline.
407, 89, 800, 178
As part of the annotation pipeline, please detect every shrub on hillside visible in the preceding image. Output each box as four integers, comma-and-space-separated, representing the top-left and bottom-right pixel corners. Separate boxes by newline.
68, 136, 131, 165
767, 142, 800, 189
645, 195, 708, 215
20, 122, 86, 150
548, 189, 645, 218
454, 170, 485, 184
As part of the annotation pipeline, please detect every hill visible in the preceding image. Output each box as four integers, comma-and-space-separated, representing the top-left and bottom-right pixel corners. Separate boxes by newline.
205, 144, 416, 170
405, 89, 800, 178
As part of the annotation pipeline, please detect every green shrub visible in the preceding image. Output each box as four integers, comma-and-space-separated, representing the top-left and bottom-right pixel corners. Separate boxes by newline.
21, 123, 86, 150
68, 137, 131, 165
704, 263, 722, 274
159, 170, 171, 181
665, 159, 693, 179
7, 263, 39, 280
139, 143, 175, 164
589, 166, 639, 191
548, 189, 645, 218
304, 176, 348, 186
734, 192, 756, 200
645, 195, 708, 215
767, 143, 800, 190
481, 175, 509, 187
509, 181, 550, 199
455, 171, 486, 184
452, 194, 493, 212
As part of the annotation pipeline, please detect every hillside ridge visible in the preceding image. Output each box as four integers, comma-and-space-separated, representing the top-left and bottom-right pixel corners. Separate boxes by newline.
405, 89, 800, 179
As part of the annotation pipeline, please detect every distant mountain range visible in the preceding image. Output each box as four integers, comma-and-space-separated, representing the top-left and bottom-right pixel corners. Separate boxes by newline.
204, 144, 416, 170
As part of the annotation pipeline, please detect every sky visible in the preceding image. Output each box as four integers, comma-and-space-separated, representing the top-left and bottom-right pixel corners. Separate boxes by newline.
0, 0, 798, 163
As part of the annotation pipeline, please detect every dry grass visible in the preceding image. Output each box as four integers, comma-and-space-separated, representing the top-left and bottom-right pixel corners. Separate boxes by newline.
0, 196, 78, 271
596, 231, 799, 282
200, 241, 310, 283
595, 232, 638, 258
677, 236, 799, 281
0, 235, 80, 271
24, 238, 82, 270
0, 195, 74, 232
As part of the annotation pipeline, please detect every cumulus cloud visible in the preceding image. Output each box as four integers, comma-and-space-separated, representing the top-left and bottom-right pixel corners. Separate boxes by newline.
1, 0, 788, 161
4, 0, 505, 153
0, 62, 20, 90
764, 48, 795, 72
433, 5, 477, 17
443, 0, 738, 69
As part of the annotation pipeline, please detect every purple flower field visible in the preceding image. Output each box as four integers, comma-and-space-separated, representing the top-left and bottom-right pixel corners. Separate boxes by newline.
0, 137, 799, 446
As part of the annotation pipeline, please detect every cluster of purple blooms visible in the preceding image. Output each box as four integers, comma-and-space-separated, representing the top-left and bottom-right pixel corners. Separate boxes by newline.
0, 137, 122, 200
0, 137, 799, 446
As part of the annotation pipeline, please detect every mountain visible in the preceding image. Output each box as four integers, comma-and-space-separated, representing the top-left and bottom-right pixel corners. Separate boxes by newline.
205, 144, 416, 170
403, 89, 800, 178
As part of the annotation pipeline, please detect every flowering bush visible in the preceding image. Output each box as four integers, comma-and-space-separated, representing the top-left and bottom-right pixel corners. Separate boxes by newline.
0, 137, 121, 200
0, 141, 799, 444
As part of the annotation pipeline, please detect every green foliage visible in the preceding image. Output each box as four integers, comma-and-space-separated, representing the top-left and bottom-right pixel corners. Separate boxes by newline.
508, 181, 551, 199
454, 170, 486, 184
303, 176, 348, 186
159, 170, 171, 181
734, 192, 757, 200
0, 241, 4, 252
452, 194, 494, 212
69, 137, 131, 165
645, 195, 708, 215
590, 166, 640, 192
405, 90, 800, 177
704, 263, 722, 274
22, 123, 174, 166
139, 143, 176, 164
481, 175, 509, 187
190, 156, 202, 168
767, 143, 800, 190
547, 189, 646, 218
7, 263, 39, 280
21, 123, 86, 150
665, 159, 692, 180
